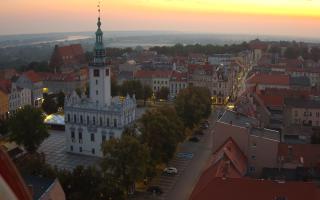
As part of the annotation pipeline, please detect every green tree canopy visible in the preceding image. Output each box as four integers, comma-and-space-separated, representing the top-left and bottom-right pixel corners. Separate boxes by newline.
140, 106, 184, 165
120, 80, 144, 99
175, 87, 211, 128
101, 135, 150, 196
57, 91, 65, 108
156, 87, 169, 100
8, 105, 49, 153
42, 93, 58, 114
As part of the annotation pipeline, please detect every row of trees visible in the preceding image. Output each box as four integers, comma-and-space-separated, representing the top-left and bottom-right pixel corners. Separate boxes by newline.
112, 79, 170, 102
150, 42, 250, 56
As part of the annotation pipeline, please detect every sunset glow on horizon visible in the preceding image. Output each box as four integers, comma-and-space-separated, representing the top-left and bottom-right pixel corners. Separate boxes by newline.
1, 0, 320, 38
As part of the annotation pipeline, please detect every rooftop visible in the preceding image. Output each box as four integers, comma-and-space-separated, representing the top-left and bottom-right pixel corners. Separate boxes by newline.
218, 109, 258, 128
290, 76, 310, 87
246, 73, 290, 86
285, 98, 320, 109
190, 177, 320, 200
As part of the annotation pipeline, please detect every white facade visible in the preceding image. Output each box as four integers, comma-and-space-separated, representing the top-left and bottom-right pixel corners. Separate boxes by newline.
15, 75, 43, 107
9, 83, 32, 113
64, 17, 136, 157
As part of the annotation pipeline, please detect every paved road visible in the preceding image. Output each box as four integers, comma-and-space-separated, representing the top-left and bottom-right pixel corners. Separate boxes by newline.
165, 114, 215, 200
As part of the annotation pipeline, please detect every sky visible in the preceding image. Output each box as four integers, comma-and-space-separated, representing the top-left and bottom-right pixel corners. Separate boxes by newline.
1, 0, 320, 38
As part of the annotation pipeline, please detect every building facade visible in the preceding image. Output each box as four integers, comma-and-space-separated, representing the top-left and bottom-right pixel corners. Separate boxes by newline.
64, 17, 136, 157
8, 83, 32, 113
169, 71, 188, 98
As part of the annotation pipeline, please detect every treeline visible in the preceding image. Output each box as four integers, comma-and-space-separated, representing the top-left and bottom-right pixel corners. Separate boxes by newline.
149, 42, 250, 56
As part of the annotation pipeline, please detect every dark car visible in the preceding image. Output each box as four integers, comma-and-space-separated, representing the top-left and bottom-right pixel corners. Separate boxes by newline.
189, 136, 200, 142
147, 186, 163, 195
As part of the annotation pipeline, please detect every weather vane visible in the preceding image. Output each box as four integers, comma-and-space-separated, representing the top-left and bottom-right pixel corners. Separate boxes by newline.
97, 0, 102, 18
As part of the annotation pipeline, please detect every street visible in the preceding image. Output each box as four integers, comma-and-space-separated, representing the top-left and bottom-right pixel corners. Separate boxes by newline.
140, 111, 217, 200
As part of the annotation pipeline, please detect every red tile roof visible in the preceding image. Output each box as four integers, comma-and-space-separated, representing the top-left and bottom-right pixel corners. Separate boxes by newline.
170, 71, 187, 82
188, 64, 214, 75
191, 138, 247, 199
190, 177, 320, 200
0, 79, 11, 94
246, 73, 290, 86
134, 70, 172, 79
257, 95, 284, 107
278, 143, 320, 168
23, 70, 41, 83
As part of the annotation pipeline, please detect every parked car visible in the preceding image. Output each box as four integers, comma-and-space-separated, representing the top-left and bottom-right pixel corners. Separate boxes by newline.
163, 167, 178, 175
189, 136, 200, 142
147, 186, 163, 195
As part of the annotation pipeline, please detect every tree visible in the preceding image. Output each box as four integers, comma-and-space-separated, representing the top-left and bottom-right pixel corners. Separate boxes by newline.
111, 76, 119, 96
58, 166, 124, 200
143, 85, 153, 105
140, 106, 184, 165
120, 80, 144, 99
156, 87, 169, 100
101, 135, 150, 197
0, 118, 9, 136
8, 105, 49, 154
42, 93, 58, 114
57, 91, 65, 108
175, 87, 211, 128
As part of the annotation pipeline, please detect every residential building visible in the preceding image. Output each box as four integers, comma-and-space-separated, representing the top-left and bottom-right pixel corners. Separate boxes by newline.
9, 82, 32, 113
246, 73, 290, 90
284, 98, 320, 127
169, 70, 188, 98
0, 79, 10, 119
0, 68, 17, 80
39, 69, 88, 95
208, 53, 233, 65
15, 70, 44, 107
134, 70, 172, 93
213, 110, 280, 175
64, 17, 136, 157
278, 143, 320, 169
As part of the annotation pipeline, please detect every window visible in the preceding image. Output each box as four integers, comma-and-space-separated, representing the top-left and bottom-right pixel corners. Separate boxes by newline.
310, 112, 312, 117
70, 145, 73, 151
96, 90, 99, 95
71, 131, 75, 140
79, 132, 82, 143
92, 148, 95, 154
91, 133, 95, 142
79, 147, 82, 152
252, 142, 257, 148
249, 167, 255, 172
96, 80, 98, 85
102, 135, 106, 142
93, 116, 96, 125
74, 114, 77, 123
80, 115, 83, 124
251, 155, 256, 160
114, 119, 117, 127
106, 69, 109, 76
67, 114, 70, 122
317, 112, 320, 117
294, 110, 298, 117
94, 69, 100, 77
100, 117, 103, 126
87, 116, 89, 124
107, 118, 110, 127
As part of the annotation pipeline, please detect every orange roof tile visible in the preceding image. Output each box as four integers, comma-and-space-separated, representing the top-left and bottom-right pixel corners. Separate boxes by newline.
23, 70, 41, 83
0, 79, 11, 94
246, 73, 290, 86
190, 177, 320, 200
257, 95, 284, 107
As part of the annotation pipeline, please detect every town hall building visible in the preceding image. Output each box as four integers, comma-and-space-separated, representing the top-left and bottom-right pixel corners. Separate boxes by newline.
64, 17, 136, 157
